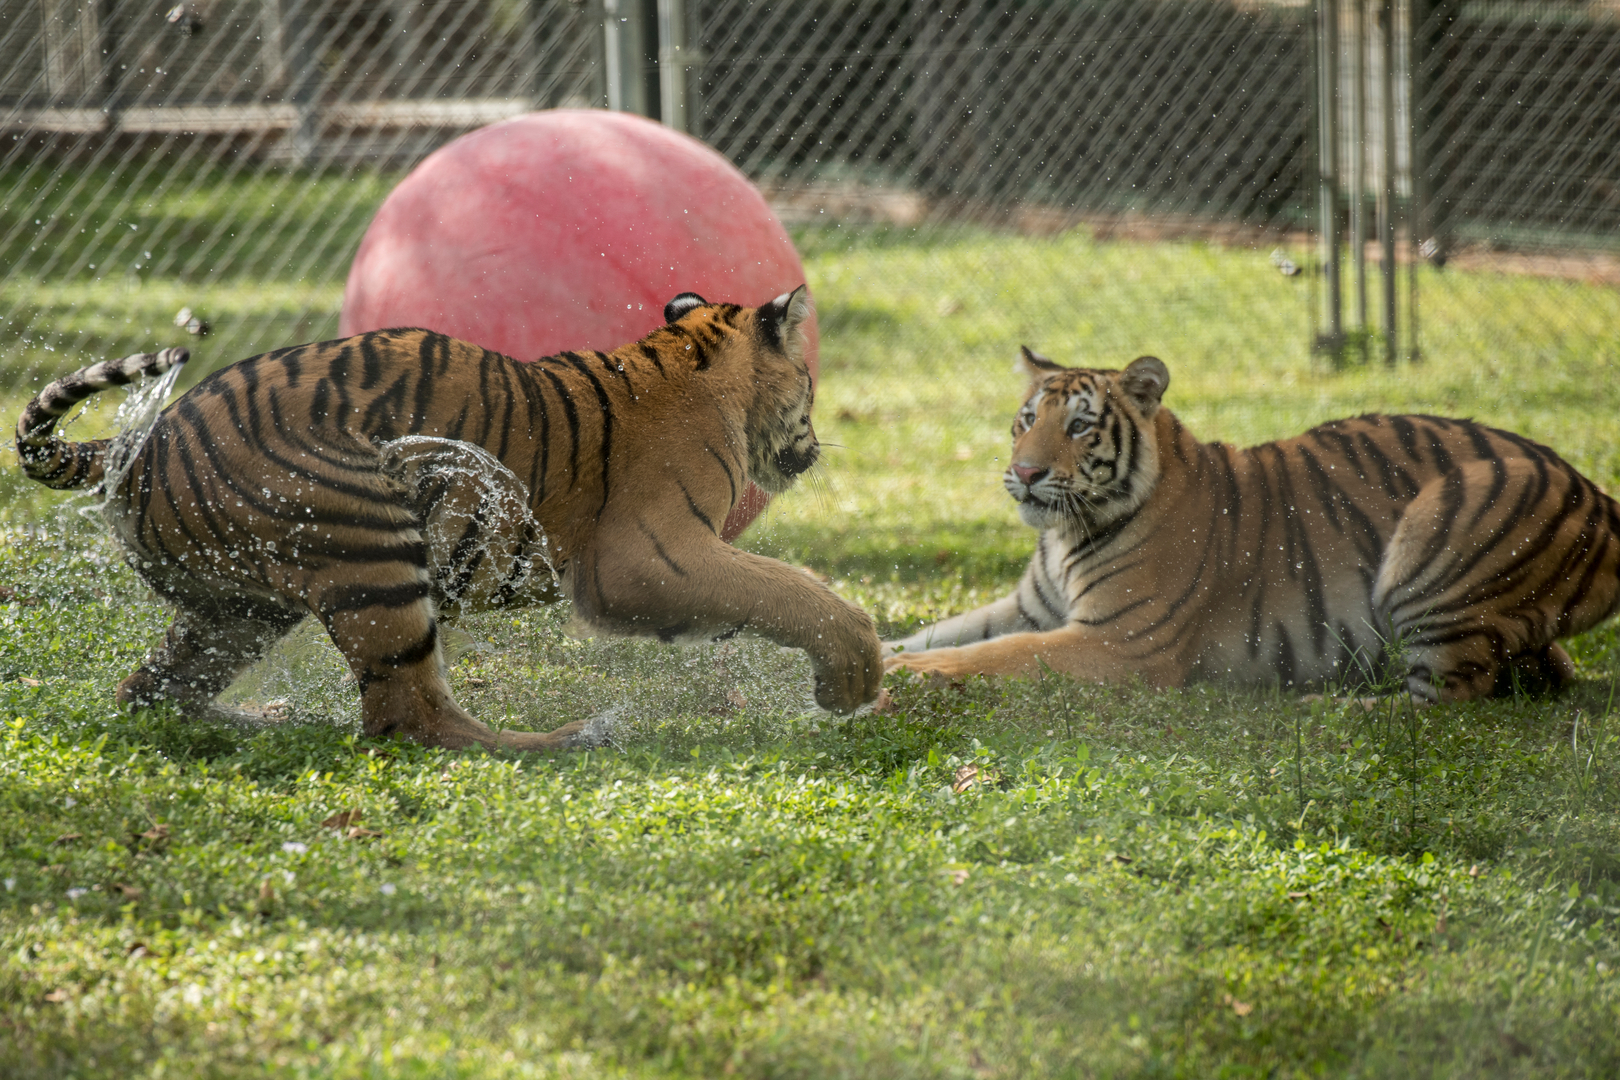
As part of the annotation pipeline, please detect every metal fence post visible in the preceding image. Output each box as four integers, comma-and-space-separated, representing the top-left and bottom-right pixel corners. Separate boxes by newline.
1378, 0, 1398, 364
603, 0, 649, 115
603, 0, 626, 111
1316, 0, 1344, 355
284, 0, 322, 167
1403, 0, 1421, 363
262, 0, 288, 94
95, 0, 121, 122
1350, 0, 1368, 350
657, 0, 687, 132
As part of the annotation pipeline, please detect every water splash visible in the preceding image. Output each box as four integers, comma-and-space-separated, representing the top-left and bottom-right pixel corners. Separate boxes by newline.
379, 435, 559, 614
219, 617, 358, 728
78, 360, 184, 526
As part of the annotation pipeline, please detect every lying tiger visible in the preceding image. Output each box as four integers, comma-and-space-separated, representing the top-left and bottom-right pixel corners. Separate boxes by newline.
886, 347, 1620, 702
17, 288, 882, 749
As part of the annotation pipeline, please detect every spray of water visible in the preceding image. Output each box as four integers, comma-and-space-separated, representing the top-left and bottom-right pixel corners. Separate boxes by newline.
378, 435, 560, 612
77, 361, 184, 527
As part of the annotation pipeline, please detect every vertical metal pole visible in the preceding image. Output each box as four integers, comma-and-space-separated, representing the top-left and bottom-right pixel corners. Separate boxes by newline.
1403, 0, 1421, 362
604, 0, 649, 115
1379, 0, 1398, 364
657, 0, 687, 131
263, 0, 288, 93
1350, 0, 1367, 343
94, 0, 123, 116
1414, 0, 1458, 266
287, 0, 321, 166
1317, 0, 1343, 354
604, 0, 625, 111
525, 0, 546, 108
41, 0, 68, 101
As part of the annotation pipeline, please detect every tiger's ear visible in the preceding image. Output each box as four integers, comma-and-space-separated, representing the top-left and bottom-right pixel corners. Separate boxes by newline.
664, 292, 708, 324
759, 285, 812, 362
1017, 345, 1064, 389
1120, 355, 1170, 417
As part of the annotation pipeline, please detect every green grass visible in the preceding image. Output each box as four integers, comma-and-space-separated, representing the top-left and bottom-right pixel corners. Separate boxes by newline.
3, 172, 1620, 1075
2, 535, 1618, 1077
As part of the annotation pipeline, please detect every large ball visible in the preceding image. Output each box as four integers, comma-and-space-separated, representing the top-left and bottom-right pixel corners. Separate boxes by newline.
340, 109, 814, 540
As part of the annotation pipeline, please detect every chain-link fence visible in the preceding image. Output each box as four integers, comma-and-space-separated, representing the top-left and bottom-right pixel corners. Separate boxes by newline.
2, 1, 1616, 462
1411, 1, 1620, 366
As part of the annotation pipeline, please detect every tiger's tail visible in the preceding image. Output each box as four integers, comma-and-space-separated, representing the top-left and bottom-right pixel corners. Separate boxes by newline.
14, 347, 188, 490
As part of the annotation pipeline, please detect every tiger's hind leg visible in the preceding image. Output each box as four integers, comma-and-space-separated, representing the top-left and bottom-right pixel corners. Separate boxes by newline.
1490, 642, 1578, 697
307, 554, 596, 752
1373, 459, 1620, 703
304, 557, 490, 748
117, 600, 305, 722
261, 432, 583, 752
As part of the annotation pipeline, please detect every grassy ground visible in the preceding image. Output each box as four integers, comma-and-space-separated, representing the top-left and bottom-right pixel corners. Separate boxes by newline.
2, 175, 1620, 1075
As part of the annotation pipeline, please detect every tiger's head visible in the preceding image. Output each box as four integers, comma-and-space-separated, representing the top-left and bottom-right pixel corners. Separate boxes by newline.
1003, 348, 1170, 534
663, 286, 819, 495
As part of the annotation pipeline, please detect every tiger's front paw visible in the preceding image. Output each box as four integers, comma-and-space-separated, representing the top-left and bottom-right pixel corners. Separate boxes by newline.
810, 615, 884, 714
884, 647, 972, 680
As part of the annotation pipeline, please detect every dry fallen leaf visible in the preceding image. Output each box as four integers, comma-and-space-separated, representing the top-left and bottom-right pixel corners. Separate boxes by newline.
952, 765, 981, 793
1221, 993, 1254, 1017
321, 809, 362, 830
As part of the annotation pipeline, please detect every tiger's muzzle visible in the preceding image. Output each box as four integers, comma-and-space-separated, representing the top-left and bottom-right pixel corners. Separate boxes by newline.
773, 437, 820, 479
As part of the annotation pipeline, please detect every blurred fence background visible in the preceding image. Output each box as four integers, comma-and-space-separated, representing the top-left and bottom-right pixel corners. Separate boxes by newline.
1, 0, 1617, 439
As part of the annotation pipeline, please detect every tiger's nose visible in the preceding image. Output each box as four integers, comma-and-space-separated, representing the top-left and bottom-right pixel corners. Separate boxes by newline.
1011, 463, 1048, 485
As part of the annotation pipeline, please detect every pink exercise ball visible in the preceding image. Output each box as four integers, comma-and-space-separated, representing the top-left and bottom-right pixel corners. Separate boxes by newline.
340, 109, 816, 541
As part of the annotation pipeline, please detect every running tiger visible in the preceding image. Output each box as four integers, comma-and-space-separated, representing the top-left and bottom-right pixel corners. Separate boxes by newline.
886, 347, 1620, 701
17, 288, 882, 748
